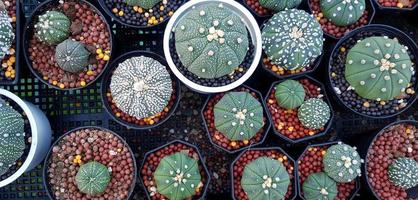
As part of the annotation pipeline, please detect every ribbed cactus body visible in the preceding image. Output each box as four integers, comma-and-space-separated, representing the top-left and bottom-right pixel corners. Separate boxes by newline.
320, 0, 366, 26
55, 39, 90, 73
323, 143, 363, 183
275, 80, 306, 109
388, 157, 418, 189
0, 9, 14, 60
125, 0, 162, 9
75, 161, 111, 196
303, 172, 338, 200
34, 11, 70, 45
259, 0, 302, 12
298, 98, 330, 129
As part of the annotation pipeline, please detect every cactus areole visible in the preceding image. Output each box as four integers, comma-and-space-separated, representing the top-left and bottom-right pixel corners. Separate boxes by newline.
388, 157, 418, 189
323, 143, 363, 183
125, 0, 162, 9
303, 172, 338, 200
34, 11, 71, 45
320, 0, 366, 26
0, 5, 14, 61
75, 161, 111, 196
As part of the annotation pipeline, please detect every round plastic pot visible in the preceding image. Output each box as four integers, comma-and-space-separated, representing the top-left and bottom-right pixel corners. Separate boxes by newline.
327, 24, 418, 119
372, 0, 418, 12
201, 85, 271, 154
22, 0, 114, 91
264, 75, 334, 144
139, 140, 211, 200
42, 126, 137, 200
231, 147, 298, 200
100, 50, 181, 130
163, 0, 262, 94
0, 88, 52, 187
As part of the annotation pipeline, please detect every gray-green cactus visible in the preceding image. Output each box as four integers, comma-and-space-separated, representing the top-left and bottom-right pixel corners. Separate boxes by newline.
214, 91, 264, 141
388, 157, 418, 189
320, 0, 366, 26
125, 0, 162, 9
275, 80, 306, 109
303, 172, 338, 200
174, 3, 249, 79
75, 161, 111, 196
262, 9, 323, 71
0, 2, 14, 61
298, 98, 330, 129
345, 36, 413, 101
241, 157, 290, 200
154, 152, 202, 200
323, 143, 363, 183
0, 98, 25, 176
259, 0, 302, 12
34, 11, 70, 45
55, 39, 90, 73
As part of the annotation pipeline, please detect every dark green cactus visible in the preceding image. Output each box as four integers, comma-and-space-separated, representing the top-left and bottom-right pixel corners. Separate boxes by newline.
298, 98, 331, 129
125, 0, 162, 9
0, 2, 14, 61
303, 172, 338, 200
345, 36, 413, 101
388, 157, 418, 189
320, 0, 366, 26
154, 152, 202, 200
174, 2, 249, 78
259, 0, 302, 12
275, 80, 306, 109
34, 11, 70, 45
323, 143, 363, 183
75, 161, 111, 196
214, 91, 264, 141
241, 157, 290, 200
55, 39, 90, 73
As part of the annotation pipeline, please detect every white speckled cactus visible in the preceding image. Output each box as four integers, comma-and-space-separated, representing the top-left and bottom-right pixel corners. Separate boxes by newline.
259, 0, 302, 12
323, 143, 363, 183
320, 0, 366, 26
174, 3, 249, 79
298, 98, 330, 129
388, 157, 418, 189
125, 0, 162, 9
55, 39, 90, 73
34, 11, 70, 45
0, 1, 14, 61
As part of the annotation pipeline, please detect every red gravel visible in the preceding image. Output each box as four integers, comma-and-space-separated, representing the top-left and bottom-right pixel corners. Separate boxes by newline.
377, 0, 417, 8
244, 0, 273, 16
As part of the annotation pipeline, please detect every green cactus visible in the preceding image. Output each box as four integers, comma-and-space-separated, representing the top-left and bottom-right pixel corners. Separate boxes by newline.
154, 152, 202, 200
303, 172, 338, 200
298, 98, 330, 129
320, 0, 366, 26
241, 156, 290, 200
174, 3, 249, 79
75, 161, 111, 196
214, 91, 264, 141
55, 39, 90, 73
34, 11, 70, 45
125, 0, 162, 9
388, 157, 418, 189
275, 80, 306, 109
0, 3, 14, 61
262, 9, 323, 71
323, 143, 363, 183
259, 0, 302, 12
345, 36, 413, 101
0, 98, 25, 176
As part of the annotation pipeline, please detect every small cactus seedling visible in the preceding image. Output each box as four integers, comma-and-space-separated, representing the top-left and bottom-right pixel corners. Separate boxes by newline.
55, 39, 90, 73
388, 157, 418, 189
303, 172, 338, 200
174, 3, 249, 79
75, 161, 111, 196
34, 11, 70, 45
241, 156, 290, 200
275, 80, 306, 109
320, 0, 366, 26
214, 91, 264, 141
262, 9, 323, 70
298, 98, 331, 129
110, 56, 173, 119
154, 152, 202, 200
125, 0, 162, 9
0, 98, 25, 176
259, 0, 302, 12
345, 36, 414, 101
323, 142, 363, 183
0, 1, 14, 61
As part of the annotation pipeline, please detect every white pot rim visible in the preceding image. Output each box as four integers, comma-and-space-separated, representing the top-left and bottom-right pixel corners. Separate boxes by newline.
163, 0, 262, 94
0, 89, 39, 187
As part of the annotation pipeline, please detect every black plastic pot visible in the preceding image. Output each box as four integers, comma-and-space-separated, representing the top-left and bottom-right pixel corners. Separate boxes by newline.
139, 140, 211, 200
201, 85, 271, 154
297, 141, 361, 200
328, 24, 418, 119
231, 147, 298, 200
100, 50, 181, 130
22, 0, 114, 90
372, 0, 418, 12
42, 126, 137, 200
264, 75, 334, 144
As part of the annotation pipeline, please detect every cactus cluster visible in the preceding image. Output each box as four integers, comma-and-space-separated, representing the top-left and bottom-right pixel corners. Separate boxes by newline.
388, 157, 418, 189
214, 91, 264, 141
323, 143, 363, 183
125, 0, 162, 9
241, 157, 290, 200
320, 0, 366, 26
154, 152, 202, 200
303, 172, 338, 200
345, 36, 414, 101
34, 11, 70, 45
297, 98, 331, 129
259, 0, 302, 12
275, 80, 306, 110
75, 161, 111, 196
55, 39, 90, 73
262, 9, 323, 71
0, 2, 14, 61
174, 3, 249, 79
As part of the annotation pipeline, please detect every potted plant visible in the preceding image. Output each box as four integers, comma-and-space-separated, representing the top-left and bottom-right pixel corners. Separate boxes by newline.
202, 85, 271, 153
261, 9, 324, 79
231, 147, 297, 200
23, 0, 113, 90
43, 126, 136, 199
163, 0, 262, 94
308, 0, 376, 39
140, 140, 210, 199
265, 76, 333, 143
373, 0, 418, 11
0, 88, 52, 187
298, 142, 362, 200
242, 0, 302, 18
101, 50, 180, 129
328, 24, 418, 118
365, 120, 418, 200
